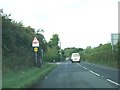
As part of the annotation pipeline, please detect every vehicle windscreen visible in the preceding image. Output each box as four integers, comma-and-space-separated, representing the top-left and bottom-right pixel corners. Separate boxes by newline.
72, 54, 80, 57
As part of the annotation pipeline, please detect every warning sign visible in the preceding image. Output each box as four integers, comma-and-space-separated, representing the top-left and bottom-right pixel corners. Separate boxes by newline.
32, 37, 39, 47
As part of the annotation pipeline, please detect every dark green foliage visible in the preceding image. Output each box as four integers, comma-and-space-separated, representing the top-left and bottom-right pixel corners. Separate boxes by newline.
64, 47, 84, 58
2, 12, 63, 72
73, 48, 84, 53
64, 48, 74, 58
44, 34, 60, 62
48, 34, 60, 49
117, 41, 120, 68
81, 43, 118, 68
2, 13, 46, 73
44, 47, 60, 62
60, 49, 65, 61
36, 33, 47, 52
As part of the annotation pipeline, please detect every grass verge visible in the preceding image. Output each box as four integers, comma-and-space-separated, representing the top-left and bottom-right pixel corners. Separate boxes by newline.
2, 63, 57, 88
85, 60, 119, 69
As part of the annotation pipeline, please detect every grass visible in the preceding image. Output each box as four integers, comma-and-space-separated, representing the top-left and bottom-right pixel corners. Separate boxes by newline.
2, 63, 57, 88
86, 59, 119, 69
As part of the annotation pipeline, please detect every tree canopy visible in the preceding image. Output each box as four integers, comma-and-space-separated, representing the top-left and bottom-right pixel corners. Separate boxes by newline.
48, 34, 60, 49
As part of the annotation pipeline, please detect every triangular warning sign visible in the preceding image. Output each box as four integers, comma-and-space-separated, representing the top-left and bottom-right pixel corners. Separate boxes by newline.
32, 37, 39, 47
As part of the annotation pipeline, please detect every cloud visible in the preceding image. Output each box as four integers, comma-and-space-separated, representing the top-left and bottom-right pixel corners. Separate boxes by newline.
1, 0, 119, 49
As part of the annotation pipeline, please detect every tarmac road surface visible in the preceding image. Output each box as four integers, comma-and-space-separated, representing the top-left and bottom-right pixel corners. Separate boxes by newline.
36, 60, 120, 88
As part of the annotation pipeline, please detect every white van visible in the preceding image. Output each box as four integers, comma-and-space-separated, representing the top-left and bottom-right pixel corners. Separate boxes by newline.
71, 53, 80, 63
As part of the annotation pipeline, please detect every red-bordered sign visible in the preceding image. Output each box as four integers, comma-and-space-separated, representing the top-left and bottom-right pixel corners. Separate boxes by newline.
32, 37, 39, 47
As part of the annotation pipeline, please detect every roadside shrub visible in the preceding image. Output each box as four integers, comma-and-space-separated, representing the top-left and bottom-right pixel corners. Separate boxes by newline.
82, 43, 118, 68
44, 47, 60, 62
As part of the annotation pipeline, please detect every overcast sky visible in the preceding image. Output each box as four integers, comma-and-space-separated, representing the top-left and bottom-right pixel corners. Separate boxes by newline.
1, 0, 119, 49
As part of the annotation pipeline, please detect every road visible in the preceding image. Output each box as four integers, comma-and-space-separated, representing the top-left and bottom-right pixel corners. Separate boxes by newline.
36, 60, 120, 88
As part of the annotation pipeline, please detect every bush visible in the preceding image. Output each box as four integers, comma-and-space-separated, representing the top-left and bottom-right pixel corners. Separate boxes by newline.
82, 43, 118, 68
44, 47, 60, 62
2, 13, 38, 73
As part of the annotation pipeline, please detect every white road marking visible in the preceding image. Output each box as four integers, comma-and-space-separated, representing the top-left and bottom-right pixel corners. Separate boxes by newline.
76, 63, 120, 86
77, 64, 81, 66
106, 79, 120, 86
83, 67, 88, 70
56, 62, 60, 65
77, 64, 100, 77
101, 76, 104, 78
77, 64, 89, 70
89, 70, 100, 77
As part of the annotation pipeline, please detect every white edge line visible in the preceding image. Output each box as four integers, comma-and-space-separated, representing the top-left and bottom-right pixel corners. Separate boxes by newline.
106, 79, 120, 86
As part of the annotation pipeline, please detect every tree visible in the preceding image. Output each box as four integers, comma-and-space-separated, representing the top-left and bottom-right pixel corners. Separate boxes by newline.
36, 28, 44, 34
44, 47, 60, 62
64, 47, 84, 58
2, 12, 36, 71
44, 34, 61, 62
48, 34, 60, 49
36, 33, 47, 52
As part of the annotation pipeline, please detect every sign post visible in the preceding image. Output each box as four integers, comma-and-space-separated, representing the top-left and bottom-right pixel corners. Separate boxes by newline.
41, 49, 43, 64
34, 47, 38, 64
32, 37, 40, 67
111, 34, 120, 51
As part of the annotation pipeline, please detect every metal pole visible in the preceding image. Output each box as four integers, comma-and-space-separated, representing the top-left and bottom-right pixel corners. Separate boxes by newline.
35, 52, 37, 66
111, 34, 114, 51
41, 49, 43, 64
59, 41, 61, 62
60, 41, 61, 49
60, 52, 61, 61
